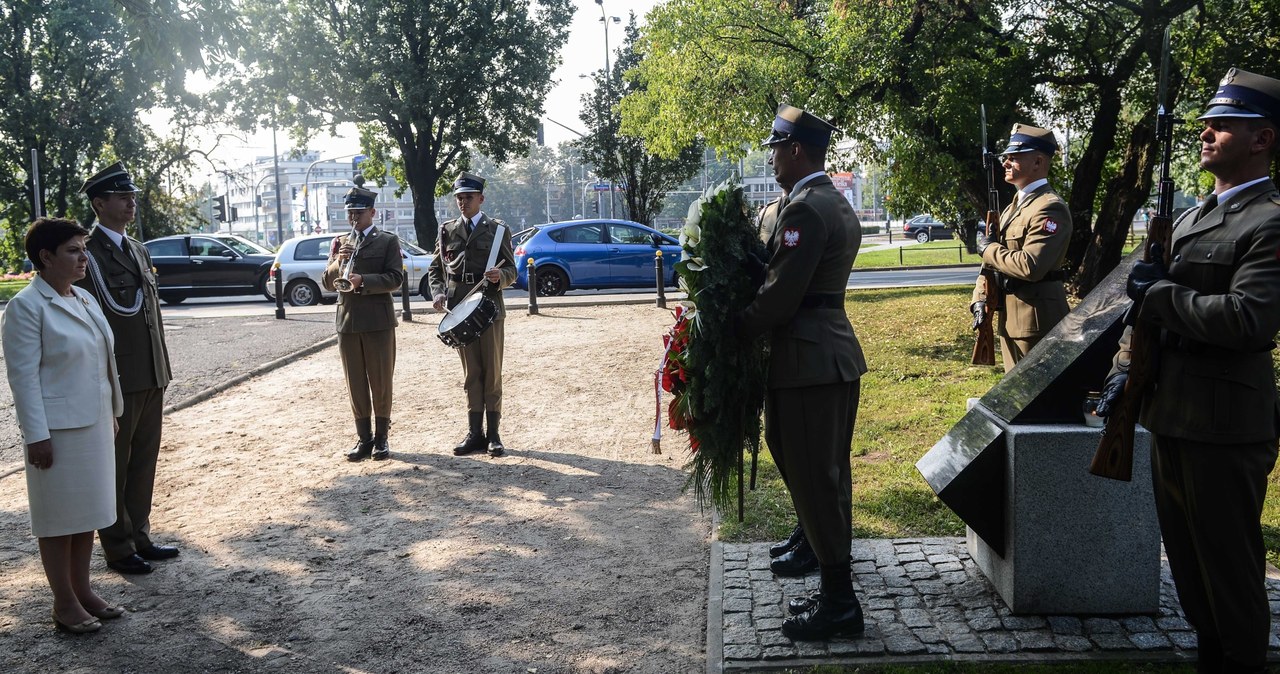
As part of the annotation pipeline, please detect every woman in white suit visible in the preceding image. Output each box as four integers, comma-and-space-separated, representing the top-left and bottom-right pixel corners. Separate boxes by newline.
2, 218, 125, 634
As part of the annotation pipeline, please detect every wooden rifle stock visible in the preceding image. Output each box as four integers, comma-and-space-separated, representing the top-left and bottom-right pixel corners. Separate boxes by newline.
1089, 211, 1174, 481
971, 211, 1002, 366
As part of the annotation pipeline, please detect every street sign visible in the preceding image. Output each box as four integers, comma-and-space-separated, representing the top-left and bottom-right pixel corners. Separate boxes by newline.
593, 182, 610, 191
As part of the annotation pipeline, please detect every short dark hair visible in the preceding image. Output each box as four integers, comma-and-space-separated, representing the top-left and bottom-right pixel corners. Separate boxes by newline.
25, 217, 90, 271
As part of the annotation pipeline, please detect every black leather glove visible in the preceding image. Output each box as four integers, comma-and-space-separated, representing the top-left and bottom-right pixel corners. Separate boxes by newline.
1094, 372, 1129, 418
1126, 242, 1168, 301
743, 250, 766, 287
970, 301, 986, 331
975, 229, 994, 253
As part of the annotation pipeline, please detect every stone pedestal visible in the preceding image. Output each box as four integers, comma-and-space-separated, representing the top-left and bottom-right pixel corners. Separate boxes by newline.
966, 405, 1160, 615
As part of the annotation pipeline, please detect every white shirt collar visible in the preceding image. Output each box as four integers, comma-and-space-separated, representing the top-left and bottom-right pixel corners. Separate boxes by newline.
98, 226, 127, 249
791, 171, 827, 193
469, 212, 484, 228
1018, 178, 1049, 202
356, 224, 376, 238
1215, 176, 1271, 204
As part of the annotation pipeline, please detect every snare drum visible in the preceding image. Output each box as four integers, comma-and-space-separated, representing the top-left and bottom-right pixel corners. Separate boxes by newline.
437, 293, 499, 348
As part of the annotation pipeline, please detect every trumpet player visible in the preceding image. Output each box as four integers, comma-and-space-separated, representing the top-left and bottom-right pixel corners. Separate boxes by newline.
321, 179, 404, 462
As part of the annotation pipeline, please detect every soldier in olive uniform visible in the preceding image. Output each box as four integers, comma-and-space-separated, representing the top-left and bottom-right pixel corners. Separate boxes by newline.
739, 105, 868, 641
321, 181, 403, 462
75, 163, 177, 575
1096, 68, 1280, 674
969, 124, 1073, 371
427, 173, 518, 458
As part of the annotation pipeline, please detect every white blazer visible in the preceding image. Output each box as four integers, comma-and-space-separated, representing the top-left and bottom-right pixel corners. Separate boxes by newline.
2, 275, 124, 445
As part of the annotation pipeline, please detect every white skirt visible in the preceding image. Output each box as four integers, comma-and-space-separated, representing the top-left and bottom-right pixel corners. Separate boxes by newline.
24, 406, 116, 538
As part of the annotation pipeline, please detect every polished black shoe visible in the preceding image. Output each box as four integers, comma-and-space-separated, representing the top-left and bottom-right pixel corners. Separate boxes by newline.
788, 592, 820, 616
770, 525, 805, 558
781, 596, 864, 641
346, 439, 374, 462
770, 539, 819, 577
452, 432, 487, 456
486, 410, 504, 457
106, 554, 153, 575
371, 417, 390, 460
136, 544, 180, 561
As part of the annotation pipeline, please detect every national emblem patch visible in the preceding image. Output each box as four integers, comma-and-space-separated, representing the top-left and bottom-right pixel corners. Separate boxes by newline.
1044, 220, 1058, 234
782, 227, 801, 248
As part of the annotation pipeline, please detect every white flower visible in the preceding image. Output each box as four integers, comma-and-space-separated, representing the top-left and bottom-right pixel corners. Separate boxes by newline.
686, 257, 706, 272
686, 196, 705, 225
680, 221, 702, 249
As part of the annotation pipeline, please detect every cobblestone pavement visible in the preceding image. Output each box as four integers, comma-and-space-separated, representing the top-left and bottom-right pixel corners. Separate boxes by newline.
712, 537, 1280, 671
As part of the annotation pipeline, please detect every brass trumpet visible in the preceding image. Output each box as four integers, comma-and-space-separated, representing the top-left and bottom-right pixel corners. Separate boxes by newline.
334, 231, 363, 293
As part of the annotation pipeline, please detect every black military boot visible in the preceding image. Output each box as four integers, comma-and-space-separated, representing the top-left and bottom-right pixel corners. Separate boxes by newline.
346, 418, 374, 462
453, 412, 487, 456
486, 411, 505, 457
770, 537, 819, 577
770, 524, 805, 558
782, 562, 864, 641
371, 417, 391, 460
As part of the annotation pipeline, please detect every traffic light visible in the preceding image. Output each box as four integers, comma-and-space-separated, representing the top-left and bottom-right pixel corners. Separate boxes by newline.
299, 209, 307, 223
536, 123, 545, 146
230, 206, 239, 222
213, 195, 228, 222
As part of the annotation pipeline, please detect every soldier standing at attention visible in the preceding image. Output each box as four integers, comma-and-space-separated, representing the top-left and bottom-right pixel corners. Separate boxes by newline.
427, 173, 517, 458
970, 124, 1073, 371
321, 179, 403, 462
1097, 68, 1280, 674
76, 163, 177, 575
738, 104, 868, 641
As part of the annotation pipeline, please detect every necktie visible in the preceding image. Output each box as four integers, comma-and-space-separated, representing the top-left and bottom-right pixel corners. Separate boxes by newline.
1196, 194, 1218, 222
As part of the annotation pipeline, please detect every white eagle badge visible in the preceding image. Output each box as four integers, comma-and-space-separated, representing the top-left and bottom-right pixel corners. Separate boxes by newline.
1044, 220, 1058, 234
782, 227, 801, 248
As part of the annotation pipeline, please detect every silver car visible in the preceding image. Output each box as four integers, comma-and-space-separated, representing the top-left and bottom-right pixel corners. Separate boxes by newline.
265, 233, 434, 307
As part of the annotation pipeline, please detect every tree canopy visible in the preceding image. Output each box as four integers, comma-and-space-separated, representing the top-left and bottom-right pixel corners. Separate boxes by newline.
229, 0, 574, 249
576, 15, 703, 228
623, 0, 1280, 294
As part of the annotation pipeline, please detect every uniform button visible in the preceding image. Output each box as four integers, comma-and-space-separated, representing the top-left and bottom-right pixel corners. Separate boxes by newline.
1205, 252, 1212, 259
1174, 254, 1182, 262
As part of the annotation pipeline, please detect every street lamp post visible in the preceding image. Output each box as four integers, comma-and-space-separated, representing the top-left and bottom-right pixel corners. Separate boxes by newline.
594, 0, 620, 220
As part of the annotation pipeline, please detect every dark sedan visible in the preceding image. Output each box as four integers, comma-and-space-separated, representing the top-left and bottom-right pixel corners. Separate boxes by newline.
143, 234, 275, 304
511, 219, 682, 296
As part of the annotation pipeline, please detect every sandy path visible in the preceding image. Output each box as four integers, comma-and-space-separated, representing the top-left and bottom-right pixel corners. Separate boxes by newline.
0, 304, 708, 673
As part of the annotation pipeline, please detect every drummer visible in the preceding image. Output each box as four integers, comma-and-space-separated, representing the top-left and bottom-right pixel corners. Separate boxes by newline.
321, 179, 404, 462
427, 172, 518, 457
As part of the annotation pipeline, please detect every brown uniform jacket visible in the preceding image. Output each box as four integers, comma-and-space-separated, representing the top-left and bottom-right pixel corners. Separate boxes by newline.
1110, 179, 1280, 444
426, 213, 518, 319
741, 176, 867, 389
320, 227, 404, 334
971, 183, 1073, 339
75, 226, 171, 393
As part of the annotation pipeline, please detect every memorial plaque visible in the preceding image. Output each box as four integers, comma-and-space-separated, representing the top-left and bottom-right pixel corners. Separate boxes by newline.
917, 251, 1140, 554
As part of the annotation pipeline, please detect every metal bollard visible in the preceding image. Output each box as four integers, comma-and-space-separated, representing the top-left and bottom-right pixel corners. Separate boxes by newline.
655, 250, 666, 309
400, 262, 413, 321
527, 258, 539, 315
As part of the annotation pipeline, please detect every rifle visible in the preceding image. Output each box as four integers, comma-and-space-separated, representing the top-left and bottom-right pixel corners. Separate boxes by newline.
1089, 27, 1177, 481
971, 104, 1002, 366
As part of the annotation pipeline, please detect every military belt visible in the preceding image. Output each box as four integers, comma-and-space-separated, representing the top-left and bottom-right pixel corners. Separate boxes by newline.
450, 272, 479, 285
997, 269, 1067, 292
799, 293, 845, 309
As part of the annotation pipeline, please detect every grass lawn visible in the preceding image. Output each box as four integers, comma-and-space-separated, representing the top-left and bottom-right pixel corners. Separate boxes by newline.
717, 284, 1280, 569
0, 278, 29, 301
855, 240, 980, 269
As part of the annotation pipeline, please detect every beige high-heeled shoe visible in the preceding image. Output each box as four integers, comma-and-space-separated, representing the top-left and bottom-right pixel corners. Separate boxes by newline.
52, 610, 101, 634
86, 605, 125, 620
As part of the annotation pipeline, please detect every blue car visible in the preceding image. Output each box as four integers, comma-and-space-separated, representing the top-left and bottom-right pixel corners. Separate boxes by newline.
512, 219, 682, 296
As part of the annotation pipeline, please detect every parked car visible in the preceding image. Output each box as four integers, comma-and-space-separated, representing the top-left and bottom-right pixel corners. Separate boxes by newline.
903, 215, 954, 243
143, 233, 276, 304
265, 232, 434, 307
511, 219, 682, 296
